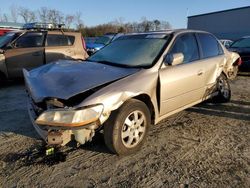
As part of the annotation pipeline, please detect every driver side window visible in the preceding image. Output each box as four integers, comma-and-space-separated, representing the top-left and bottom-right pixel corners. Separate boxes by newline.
169, 33, 199, 64
15, 32, 45, 48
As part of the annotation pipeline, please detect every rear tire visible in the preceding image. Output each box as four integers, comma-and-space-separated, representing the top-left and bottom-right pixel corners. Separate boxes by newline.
212, 74, 231, 103
104, 99, 150, 155
0, 72, 6, 87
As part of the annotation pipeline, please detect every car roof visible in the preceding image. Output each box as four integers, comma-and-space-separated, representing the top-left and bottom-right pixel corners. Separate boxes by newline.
9, 29, 81, 36
123, 29, 210, 36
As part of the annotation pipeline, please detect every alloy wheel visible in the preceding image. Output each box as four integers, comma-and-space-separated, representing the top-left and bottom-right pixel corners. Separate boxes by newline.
121, 110, 146, 148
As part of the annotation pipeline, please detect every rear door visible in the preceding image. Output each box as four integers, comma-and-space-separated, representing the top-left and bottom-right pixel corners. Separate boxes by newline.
159, 33, 206, 116
5, 32, 45, 78
196, 33, 226, 88
45, 32, 76, 63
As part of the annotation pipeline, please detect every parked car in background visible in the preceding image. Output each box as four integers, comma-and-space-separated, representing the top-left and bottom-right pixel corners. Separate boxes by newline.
25, 29, 240, 155
0, 28, 20, 37
85, 37, 98, 44
228, 36, 250, 72
0, 24, 88, 82
0, 22, 23, 36
86, 33, 123, 55
220, 39, 233, 48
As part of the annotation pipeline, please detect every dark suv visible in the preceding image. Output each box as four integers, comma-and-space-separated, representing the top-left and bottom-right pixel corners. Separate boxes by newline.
229, 36, 250, 72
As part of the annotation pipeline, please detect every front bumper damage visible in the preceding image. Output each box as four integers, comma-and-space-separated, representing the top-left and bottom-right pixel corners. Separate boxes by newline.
28, 101, 99, 146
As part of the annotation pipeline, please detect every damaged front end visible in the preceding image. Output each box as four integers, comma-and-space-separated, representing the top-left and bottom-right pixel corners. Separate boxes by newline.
28, 96, 109, 146
23, 60, 140, 147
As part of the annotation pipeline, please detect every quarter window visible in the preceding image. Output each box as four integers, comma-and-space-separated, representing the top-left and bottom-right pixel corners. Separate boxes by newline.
169, 33, 199, 64
15, 32, 44, 48
46, 34, 75, 46
197, 33, 222, 58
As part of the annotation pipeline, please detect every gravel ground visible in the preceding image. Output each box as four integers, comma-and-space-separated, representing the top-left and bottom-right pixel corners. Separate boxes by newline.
0, 76, 249, 188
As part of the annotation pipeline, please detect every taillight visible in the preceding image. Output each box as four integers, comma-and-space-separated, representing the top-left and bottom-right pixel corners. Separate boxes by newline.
233, 57, 242, 66
238, 57, 242, 66
81, 36, 86, 49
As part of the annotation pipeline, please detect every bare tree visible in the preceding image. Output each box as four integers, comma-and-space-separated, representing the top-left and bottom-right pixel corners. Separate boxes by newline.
48, 9, 57, 24
10, 5, 19, 22
19, 7, 30, 23
38, 7, 49, 23
19, 7, 36, 23
47, 9, 64, 25
29, 11, 36, 22
160, 21, 171, 30
57, 12, 64, 25
1, 13, 9, 22
75, 11, 84, 30
153, 19, 161, 30
65, 14, 74, 28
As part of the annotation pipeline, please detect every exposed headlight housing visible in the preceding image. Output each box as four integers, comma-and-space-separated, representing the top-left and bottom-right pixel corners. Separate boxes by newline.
35, 104, 103, 127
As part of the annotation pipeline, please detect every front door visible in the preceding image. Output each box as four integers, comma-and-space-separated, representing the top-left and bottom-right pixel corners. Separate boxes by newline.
159, 33, 206, 116
5, 32, 45, 78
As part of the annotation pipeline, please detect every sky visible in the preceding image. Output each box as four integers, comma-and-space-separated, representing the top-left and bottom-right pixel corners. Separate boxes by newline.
0, 0, 249, 28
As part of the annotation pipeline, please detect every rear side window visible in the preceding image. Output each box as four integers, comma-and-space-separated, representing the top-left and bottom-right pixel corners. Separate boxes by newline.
169, 33, 199, 64
46, 34, 75, 46
197, 33, 223, 58
15, 32, 44, 48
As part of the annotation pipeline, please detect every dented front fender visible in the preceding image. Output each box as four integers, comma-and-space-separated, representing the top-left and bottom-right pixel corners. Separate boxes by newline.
77, 69, 160, 123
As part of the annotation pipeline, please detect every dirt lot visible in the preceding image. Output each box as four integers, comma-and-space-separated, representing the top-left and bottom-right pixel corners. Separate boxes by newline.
0, 76, 249, 188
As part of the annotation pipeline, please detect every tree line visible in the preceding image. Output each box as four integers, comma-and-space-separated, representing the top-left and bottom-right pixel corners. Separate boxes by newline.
0, 6, 172, 37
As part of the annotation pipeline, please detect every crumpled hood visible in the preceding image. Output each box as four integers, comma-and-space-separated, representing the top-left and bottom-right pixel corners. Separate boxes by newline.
24, 60, 140, 103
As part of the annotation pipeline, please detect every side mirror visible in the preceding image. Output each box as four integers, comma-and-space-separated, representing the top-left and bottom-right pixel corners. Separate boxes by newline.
164, 53, 184, 66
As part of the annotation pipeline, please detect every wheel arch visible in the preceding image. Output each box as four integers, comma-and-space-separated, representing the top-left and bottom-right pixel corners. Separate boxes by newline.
133, 94, 155, 125
221, 70, 230, 79
0, 71, 7, 81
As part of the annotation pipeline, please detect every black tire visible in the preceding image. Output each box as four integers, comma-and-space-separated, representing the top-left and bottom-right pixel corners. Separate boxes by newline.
104, 99, 151, 155
212, 74, 231, 103
0, 72, 6, 87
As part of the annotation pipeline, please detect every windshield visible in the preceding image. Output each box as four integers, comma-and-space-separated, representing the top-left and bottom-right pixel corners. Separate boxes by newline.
95, 35, 113, 45
88, 34, 169, 68
0, 32, 16, 48
231, 38, 250, 48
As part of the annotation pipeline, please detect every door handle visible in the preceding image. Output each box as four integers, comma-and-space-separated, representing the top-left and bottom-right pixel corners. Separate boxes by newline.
32, 52, 41, 56
197, 70, 204, 76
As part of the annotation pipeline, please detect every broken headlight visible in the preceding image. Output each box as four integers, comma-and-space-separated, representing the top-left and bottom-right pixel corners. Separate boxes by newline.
35, 104, 103, 127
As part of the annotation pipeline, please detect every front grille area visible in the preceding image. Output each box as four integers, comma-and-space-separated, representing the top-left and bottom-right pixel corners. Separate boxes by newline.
28, 96, 46, 116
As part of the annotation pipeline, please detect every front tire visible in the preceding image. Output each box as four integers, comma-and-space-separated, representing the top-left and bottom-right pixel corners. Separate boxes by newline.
104, 99, 150, 155
212, 74, 231, 103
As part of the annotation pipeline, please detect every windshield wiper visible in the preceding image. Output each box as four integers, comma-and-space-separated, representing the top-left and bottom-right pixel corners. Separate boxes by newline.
87, 59, 144, 68
97, 61, 145, 68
